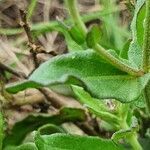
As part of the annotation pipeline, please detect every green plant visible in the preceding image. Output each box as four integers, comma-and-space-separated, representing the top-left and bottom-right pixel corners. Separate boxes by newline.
1, 0, 150, 150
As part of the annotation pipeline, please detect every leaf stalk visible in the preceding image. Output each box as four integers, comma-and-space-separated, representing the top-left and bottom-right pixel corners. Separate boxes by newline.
142, 0, 150, 115
119, 105, 142, 150
65, 0, 87, 37
94, 44, 144, 76
142, 0, 150, 72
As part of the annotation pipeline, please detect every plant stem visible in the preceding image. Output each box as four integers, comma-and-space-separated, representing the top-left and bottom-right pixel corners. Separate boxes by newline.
65, 0, 87, 37
0, 112, 4, 150
142, 0, 150, 72
120, 121, 142, 150
0, 62, 26, 78
27, 0, 38, 21
143, 82, 150, 115
94, 44, 144, 76
142, 0, 150, 116
119, 104, 142, 150
128, 134, 143, 150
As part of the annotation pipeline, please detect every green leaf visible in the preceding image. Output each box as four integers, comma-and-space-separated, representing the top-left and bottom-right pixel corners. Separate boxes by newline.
128, 0, 145, 68
35, 133, 124, 150
6, 50, 150, 103
4, 143, 38, 150
4, 125, 65, 150
130, 0, 145, 46
86, 25, 101, 48
72, 85, 120, 128
128, 41, 142, 68
0, 112, 4, 150
55, 23, 85, 52
112, 129, 134, 143
69, 26, 85, 44
3, 107, 85, 147
132, 94, 146, 108
38, 124, 65, 136
120, 39, 131, 59
72, 85, 108, 112
58, 29, 84, 52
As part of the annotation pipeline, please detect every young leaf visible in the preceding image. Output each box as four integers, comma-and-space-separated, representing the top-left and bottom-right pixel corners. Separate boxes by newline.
3, 107, 85, 147
72, 85, 108, 112
6, 50, 150, 103
35, 133, 124, 150
128, 0, 145, 68
72, 85, 120, 127
55, 23, 85, 52
69, 26, 85, 44
86, 25, 101, 48
132, 94, 146, 108
130, 0, 145, 47
120, 39, 131, 59
128, 41, 142, 69
112, 129, 135, 143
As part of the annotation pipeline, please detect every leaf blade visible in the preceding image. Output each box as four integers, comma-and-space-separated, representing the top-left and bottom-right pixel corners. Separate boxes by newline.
6, 50, 150, 102
35, 133, 124, 150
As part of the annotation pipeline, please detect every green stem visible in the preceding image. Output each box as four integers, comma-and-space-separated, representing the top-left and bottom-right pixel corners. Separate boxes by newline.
142, 0, 150, 72
143, 82, 150, 115
120, 121, 142, 150
94, 44, 144, 76
27, 0, 38, 21
0, 112, 4, 150
119, 104, 142, 150
65, 0, 87, 37
128, 134, 143, 150
142, 0, 150, 116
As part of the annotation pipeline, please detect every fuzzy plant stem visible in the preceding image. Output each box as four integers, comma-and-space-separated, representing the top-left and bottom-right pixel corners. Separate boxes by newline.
121, 121, 143, 150
142, 0, 150, 115
65, 0, 87, 37
142, 0, 150, 72
94, 44, 144, 76
143, 82, 150, 115
120, 105, 143, 150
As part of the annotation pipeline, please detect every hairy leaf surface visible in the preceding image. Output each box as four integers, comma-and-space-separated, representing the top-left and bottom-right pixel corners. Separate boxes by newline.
6, 50, 150, 103
128, 0, 145, 68
35, 133, 124, 150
